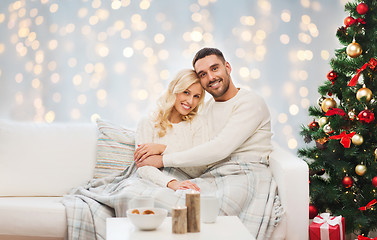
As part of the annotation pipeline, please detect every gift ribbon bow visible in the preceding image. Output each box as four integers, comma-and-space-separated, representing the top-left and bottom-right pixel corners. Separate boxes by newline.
313, 213, 343, 240
346, 17, 366, 29
358, 236, 377, 240
348, 58, 377, 86
359, 199, 377, 211
369, 58, 377, 70
329, 131, 355, 148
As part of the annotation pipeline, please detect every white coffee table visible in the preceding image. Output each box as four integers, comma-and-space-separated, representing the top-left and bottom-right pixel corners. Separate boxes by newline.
106, 216, 255, 240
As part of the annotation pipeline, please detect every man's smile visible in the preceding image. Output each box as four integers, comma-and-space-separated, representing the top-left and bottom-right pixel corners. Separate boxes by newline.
208, 79, 222, 89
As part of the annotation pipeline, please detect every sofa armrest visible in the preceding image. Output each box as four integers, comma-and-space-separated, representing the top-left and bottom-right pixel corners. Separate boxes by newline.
0, 121, 98, 197
269, 141, 309, 240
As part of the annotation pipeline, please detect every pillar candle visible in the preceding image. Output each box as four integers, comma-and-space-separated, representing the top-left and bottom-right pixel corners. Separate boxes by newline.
172, 206, 187, 234
185, 190, 200, 232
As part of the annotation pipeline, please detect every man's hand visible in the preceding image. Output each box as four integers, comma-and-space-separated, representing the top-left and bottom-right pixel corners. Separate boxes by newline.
135, 155, 164, 168
167, 180, 200, 192
134, 143, 166, 162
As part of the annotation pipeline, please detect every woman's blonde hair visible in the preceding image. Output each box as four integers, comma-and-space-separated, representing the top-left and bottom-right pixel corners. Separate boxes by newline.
153, 69, 205, 137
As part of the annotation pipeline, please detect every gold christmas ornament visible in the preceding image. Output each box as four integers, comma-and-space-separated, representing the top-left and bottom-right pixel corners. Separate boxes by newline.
352, 134, 364, 145
355, 164, 367, 176
321, 98, 337, 112
348, 110, 356, 120
318, 117, 328, 128
356, 85, 373, 103
323, 124, 333, 134
346, 41, 362, 58
374, 148, 377, 159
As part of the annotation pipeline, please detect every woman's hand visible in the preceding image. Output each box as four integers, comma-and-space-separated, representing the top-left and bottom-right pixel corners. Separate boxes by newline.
167, 180, 200, 192
134, 143, 167, 162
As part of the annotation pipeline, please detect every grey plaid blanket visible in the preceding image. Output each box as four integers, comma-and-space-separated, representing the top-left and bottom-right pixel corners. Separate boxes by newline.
62, 155, 283, 240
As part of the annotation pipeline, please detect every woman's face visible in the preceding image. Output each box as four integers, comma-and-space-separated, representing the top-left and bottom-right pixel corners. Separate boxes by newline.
173, 82, 203, 117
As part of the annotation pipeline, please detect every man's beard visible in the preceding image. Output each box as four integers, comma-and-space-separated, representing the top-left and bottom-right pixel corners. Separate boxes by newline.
207, 75, 230, 98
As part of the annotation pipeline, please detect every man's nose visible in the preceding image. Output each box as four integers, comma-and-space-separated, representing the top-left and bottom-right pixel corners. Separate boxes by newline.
207, 71, 215, 81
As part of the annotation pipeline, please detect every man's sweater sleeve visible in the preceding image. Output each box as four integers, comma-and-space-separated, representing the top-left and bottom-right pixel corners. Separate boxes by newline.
163, 94, 270, 167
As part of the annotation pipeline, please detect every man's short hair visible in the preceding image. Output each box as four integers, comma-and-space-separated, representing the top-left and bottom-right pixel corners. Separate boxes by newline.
192, 47, 226, 68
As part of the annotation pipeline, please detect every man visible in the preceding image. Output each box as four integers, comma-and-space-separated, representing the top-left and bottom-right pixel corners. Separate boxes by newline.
135, 47, 273, 169
135, 48, 280, 239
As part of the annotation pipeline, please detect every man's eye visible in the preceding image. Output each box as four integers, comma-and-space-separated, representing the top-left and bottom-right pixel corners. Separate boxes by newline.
199, 73, 206, 78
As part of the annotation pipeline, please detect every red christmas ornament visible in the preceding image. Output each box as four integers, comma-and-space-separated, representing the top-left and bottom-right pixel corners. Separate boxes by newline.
344, 16, 354, 27
309, 120, 319, 131
342, 176, 353, 188
309, 204, 318, 219
327, 70, 338, 84
357, 3, 368, 15
358, 109, 375, 123
372, 176, 377, 187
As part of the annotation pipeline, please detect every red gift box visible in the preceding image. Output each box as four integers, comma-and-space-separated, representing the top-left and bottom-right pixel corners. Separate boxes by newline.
309, 213, 345, 240
358, 236, 377, 240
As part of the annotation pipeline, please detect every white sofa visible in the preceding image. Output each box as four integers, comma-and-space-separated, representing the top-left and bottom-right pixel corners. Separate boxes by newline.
0, 120, 309, 240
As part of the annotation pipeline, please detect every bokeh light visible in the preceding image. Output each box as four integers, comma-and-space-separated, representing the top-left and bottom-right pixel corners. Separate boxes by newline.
0, 0, 347, 152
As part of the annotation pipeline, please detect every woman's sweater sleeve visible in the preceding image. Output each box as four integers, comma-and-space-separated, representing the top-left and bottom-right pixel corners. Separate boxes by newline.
136, 166, 175, 187
135, 117, 154, 146
163, 94, 270, 167
135, 117, 176, 187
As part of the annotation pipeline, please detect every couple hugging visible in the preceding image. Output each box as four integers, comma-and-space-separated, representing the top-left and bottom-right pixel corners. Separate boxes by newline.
134, 47, 273, 192
63, 47, 283, 240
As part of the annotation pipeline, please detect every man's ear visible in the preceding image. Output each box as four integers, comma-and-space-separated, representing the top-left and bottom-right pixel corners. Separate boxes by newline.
225, 61, 231, 74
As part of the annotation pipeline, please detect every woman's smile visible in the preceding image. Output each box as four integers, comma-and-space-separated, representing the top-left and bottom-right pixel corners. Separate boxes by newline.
181, 103, 191, 110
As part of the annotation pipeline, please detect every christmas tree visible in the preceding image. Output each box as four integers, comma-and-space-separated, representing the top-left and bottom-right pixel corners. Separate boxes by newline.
298, 0, 377, 236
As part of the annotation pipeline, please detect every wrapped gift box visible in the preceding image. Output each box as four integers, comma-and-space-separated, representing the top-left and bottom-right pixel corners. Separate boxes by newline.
309, 213, 345, 240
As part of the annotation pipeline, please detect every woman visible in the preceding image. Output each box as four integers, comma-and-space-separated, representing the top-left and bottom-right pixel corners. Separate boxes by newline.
134, 69, 208, 191
62, 69, 210, 240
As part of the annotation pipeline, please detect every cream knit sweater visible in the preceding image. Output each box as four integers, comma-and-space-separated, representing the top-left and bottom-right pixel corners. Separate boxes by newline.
135, 115, 209, 187
163, 88, 273, 167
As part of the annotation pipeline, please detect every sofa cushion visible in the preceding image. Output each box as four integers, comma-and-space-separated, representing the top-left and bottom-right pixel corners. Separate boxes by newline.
0, 197, 66, 238
94, 118, 135, 178
0, 120, 98, 197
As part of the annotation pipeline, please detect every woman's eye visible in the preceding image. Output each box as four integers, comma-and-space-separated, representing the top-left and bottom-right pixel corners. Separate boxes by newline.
183, 91, 189, 95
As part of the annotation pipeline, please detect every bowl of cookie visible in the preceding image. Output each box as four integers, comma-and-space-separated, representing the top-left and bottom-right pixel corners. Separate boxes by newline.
126, 207, 168, 230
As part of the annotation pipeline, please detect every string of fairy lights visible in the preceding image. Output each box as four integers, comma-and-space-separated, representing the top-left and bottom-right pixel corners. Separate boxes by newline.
0, 0, 348, 151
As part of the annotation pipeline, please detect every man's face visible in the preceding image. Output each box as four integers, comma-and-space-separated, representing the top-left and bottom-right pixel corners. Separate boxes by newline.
194, 55, 231, 100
